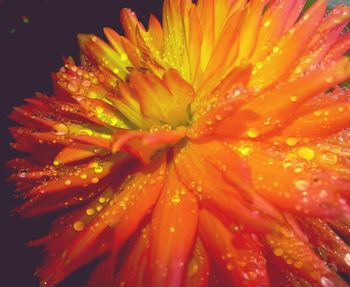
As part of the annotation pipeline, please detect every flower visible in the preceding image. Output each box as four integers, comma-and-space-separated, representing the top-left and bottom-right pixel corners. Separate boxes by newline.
8, 0, 350, 286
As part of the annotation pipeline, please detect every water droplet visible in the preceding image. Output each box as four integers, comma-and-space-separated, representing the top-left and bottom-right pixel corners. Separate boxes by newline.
320, 152, 338, 165
286, 137, 298, 146
171, 194, 181, 205
91, 177, 99, 184
263, 20, 271, 27
121, 53, 128, 61
18, 169, 28, 178
53, 123, 69, 135
96, 106, 104, 115
290, 95, 298, 102
273, 248, 284, 256
68, 81, 79, 92
73, 221, 85, 231
297, 147, 315, 161
78, 128, 93, 136
321, 276, 336, 287
272, 46, 280, 53
65, 179, 72, 186
294, 179, 310, 191
94, 166, 104, 174
86, 208, 95, 216
169, 226, 176, 233
294, 67, 302, 74
99, 197, 106, 203
53, 160, 60, 166
238, 145, 253, 156
80, 173, 88, 179
325, 76, 334, 84
344, 253, 350, 266
294, 261, 303, 269
247, 128, 259, 138
226, 263, 234, 271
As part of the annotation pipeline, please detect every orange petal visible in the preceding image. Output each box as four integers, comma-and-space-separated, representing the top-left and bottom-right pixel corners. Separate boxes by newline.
196, 0, 215, 71
148, 14, 164, 52
238, 57, 350, 138
162, 0, 191, 80
54, 144, 103, 165
231, 141, 349, 217
249, 0, 326, 90
236, 0, 266, 63
111, 128, 185, 163
174, 140, 276, 232
37, 155, 166, 286
266, 227, 348, 286
145, 164, 198, 287
184, 238, 210, 287
199, 210, 269, 287
114, 225, 151, 287
252, 0, 304, 62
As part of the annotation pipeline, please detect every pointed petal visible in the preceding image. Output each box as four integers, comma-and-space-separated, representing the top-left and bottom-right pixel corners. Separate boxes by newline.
115, 224, 151, 287
231, 141, 349, 217
266, 227, 348, 286
184, 238, 210, 287
199, 210, 269, 287
249, 0, 327, 90
145, 164, 198, 287
174, 140, 277, 232
37, 155, 166, 286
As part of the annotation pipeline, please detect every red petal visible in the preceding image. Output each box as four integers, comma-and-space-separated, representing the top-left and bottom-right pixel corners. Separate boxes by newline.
145, 164, 198, 287
37, 155, 166, 286
266, 226, 348, 286
184, 238, 210, 287
199, 210, 269, 287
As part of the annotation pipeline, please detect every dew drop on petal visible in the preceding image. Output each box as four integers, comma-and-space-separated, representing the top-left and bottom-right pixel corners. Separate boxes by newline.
94, 166, 104, 174
297, 147, 315, 161
65, 179, 72, 186
86, 208, 95, 216
226, 263, 234, 271
294, 179, 310, 191
320, 152, 338, 165
294, 261, 303, 269
53, 123, 69, 135
286, 137, 298, 146
290, 95, 298, 102
273, 248, 284, 257
344, 253, 350, 266
263, 20, 271, 27
169, 226, 176, 233
80, 173, 88, 179
68, 81, 79, 92
238, 145, 253, 156
121, 53, 128, 61
320, 276, 336, 287
247, 128, 259, 138
171, 194, 181, 205
73, 221, 85, 232
17, 169, 28, 178
96, 106, 104, 115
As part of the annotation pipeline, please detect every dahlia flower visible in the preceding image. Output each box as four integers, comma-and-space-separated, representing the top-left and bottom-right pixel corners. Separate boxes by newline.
8, 0, 350, 286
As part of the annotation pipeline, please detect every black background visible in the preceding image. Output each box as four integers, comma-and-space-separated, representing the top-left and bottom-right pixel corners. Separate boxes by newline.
1, 1, 161, 286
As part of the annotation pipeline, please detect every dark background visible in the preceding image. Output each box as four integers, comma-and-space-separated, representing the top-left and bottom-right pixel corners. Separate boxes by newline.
0, 1, 161, 286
